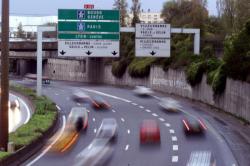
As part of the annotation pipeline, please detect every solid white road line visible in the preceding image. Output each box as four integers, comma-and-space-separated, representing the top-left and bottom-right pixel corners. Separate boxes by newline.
125, 144, 130, 151
145, 109, 151, 113
170, 129, 175, 134
172, 156, 178, 162
81, 88, 131, 103
152, 113, 158, 117
173, 145, 178, 151
127, 130, 130, 134
121, 118, 125, 122
16, 94, 31, 124
172, 136, 177, 141
26, 115, 66, 166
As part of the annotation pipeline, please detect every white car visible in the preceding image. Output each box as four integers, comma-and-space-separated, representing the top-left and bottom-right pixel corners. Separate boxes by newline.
67, 107, 89, 132
158, 97, 182, 112
134, 86, 153, 96
96, 118, 118, 140
72, 90, 90, 103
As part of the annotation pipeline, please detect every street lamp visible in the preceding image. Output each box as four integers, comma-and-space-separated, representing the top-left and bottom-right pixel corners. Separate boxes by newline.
0, 0, 9, 151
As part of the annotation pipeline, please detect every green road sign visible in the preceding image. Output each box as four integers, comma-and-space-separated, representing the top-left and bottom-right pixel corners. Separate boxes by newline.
58, 33, 120, 40
58, 9, 120, 21
58, 21, 120, 33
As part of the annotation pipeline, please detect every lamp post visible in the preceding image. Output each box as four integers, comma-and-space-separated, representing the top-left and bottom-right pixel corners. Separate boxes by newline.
0, 0, 9, 151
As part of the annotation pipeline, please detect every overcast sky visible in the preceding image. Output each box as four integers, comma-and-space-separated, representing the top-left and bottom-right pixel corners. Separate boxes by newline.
5, 0, 217, 16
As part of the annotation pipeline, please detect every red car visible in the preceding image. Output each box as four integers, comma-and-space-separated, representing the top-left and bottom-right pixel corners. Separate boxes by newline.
90, 96, 111, 110
140, 120, 161, 144
182, 116, 207, 134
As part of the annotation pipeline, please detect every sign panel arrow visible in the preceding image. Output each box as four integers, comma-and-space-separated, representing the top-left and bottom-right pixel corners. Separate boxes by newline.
60, 50, 66, 55
112, 51, 118, 56
86, 50, 92, 55
150, 51, 156, 56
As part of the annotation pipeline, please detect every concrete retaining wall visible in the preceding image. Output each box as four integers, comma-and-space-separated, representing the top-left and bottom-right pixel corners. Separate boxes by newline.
45, 58, 88, 82
103, 65, 250, 122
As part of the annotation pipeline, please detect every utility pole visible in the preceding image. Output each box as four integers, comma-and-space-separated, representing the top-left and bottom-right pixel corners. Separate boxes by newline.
0, 0, 9, 151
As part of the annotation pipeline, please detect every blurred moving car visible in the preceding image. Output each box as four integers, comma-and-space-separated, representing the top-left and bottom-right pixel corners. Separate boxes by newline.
68, 107, 89, 132
186, 151, 216, 166
74, 138, 113, 166
134, 86, 153, 96
96, 118, 118, 140
158, 97, 182, 112
72, 90, 90, 103
90, 96, 111, 109
9, 99, 20, 110
140, 119, 161, 144
74, 118, 118, 166
182, 116, 207, 134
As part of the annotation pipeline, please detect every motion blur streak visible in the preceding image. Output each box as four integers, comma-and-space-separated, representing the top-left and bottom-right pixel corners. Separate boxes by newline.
198, 119, 207, 130
61, 133, 79, 153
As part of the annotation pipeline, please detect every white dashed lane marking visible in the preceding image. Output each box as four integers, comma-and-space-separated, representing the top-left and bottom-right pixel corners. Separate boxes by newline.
172, 136, 177, 141
165, 123, 171, 127
77, 103, 81, 106
170, 129, 175, 134
66, 97, 70, 101
152, 113, 158, 117
94, 129, 97, 133
173, 145, 178, 151
121, 118, 125, 122
159, 118, 165, 122
132, 103, 138, 106
112, 109, 116, 113
172, 156, 178, 162
93, 118, 96, 122
145, 109, 151, 113
56, 105, 61, 111
139, 106, 144, 109
125, 144, 130, 151
55, 93, 59, 96
127, 130, 130, 134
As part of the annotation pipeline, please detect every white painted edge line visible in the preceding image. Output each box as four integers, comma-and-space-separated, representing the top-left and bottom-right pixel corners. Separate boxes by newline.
93, 118, 96, 122
173, 145, 178, 151
94, 129, 97, 133
145, 109, 151, 113
112, 109, 116, 113
26, 115, 66, 166
152, 95, 161, 100
172, 156, 178, 162
81, 88, 131, 103
125, 144, 130, 151
152, 113, 158, 117
56, 105, 61, 111
159, 118, 165, 122
170, 129, 175, 134
172, 136, 177, 141
15, 94, 31, 124
121, 118, 125, 122
139, 106, 144, 109
132, 103, 138, 106
127, 129, 130, 134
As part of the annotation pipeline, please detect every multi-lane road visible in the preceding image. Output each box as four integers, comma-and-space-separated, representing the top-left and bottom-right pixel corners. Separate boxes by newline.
14, 79, 239, 166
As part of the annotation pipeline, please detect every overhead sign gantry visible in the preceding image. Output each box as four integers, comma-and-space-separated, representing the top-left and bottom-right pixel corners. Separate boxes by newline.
58, 9, 120, 57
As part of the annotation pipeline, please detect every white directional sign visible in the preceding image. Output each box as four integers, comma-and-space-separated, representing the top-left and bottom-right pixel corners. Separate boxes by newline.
136, 24, 171, 38
58, 40, 120, 57
136, 23, 171, 57
136, 39, 170, 57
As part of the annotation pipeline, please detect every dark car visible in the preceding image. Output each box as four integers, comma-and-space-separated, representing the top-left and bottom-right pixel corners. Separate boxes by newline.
182, 116, 207, 134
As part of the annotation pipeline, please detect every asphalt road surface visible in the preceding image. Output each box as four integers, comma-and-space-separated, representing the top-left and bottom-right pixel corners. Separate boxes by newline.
14, 79, 238, 166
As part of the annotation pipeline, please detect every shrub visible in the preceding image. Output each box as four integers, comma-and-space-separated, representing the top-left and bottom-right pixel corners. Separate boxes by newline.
128, 58, 156, 78
0, 152, 10, 160
111, 60, 128, 78
186, 61, 205, 86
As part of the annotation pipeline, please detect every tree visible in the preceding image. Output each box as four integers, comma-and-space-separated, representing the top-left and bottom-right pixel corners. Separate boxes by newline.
113, 0, 128, 27
131, 0, 141, 27
16, 22, 25, 38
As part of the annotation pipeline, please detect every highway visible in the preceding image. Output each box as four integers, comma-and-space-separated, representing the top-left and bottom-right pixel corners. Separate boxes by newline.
15, 79, 238, 166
